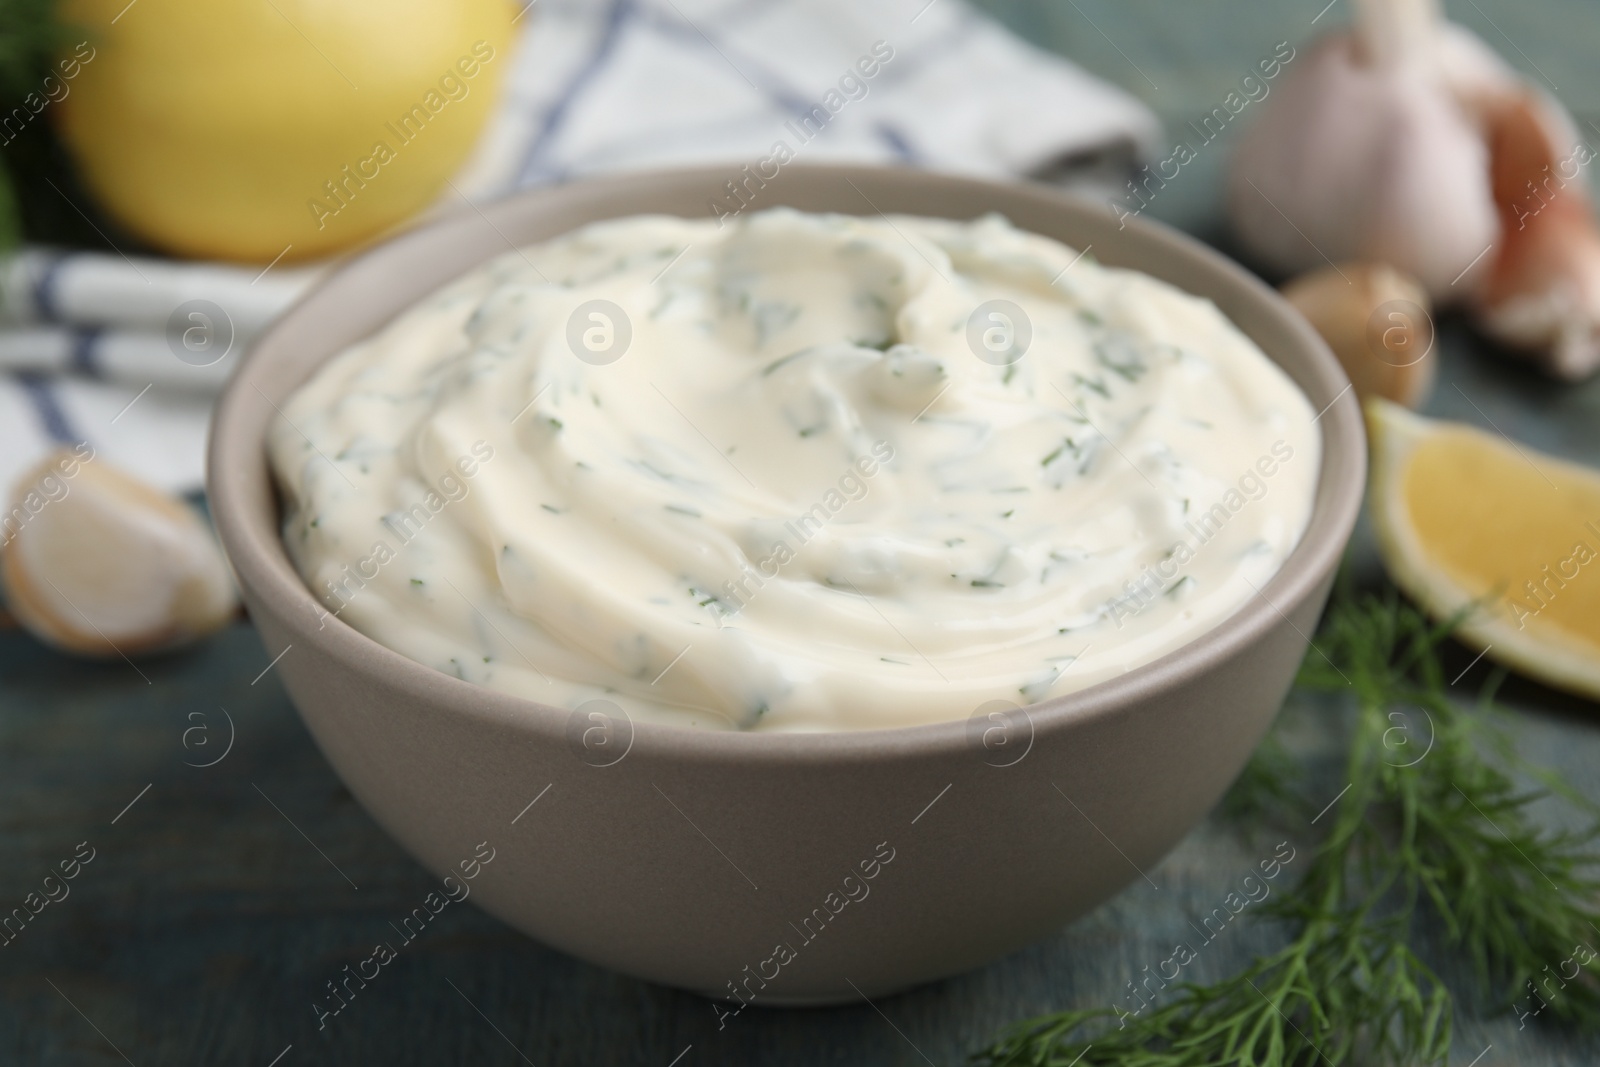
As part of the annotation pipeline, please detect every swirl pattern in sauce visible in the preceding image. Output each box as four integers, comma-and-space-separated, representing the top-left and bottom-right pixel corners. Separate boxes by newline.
270, 209, 1319, 731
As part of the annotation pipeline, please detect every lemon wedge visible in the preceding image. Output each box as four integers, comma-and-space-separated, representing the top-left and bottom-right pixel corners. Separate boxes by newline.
1367, 397, 1600, 700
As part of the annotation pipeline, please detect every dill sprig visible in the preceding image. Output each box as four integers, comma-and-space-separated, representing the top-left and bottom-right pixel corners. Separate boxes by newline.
976, 589, 1600, 1066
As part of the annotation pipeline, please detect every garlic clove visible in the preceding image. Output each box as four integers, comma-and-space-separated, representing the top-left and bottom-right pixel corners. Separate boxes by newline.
1228, 31, 1499, 299
1282, 263, 1437, 409
1475, 91, 1600, 380
0, 449, 239, 657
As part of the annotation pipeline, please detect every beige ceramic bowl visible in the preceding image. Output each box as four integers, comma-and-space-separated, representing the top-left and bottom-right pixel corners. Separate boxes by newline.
208, 165, 1364, 1004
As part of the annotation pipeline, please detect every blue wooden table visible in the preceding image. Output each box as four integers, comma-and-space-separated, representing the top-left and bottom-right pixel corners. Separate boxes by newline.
5, 3, 1600, 1064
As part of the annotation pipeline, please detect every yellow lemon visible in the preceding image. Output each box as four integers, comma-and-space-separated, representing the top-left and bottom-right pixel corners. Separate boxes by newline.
1367, 397, 1600, 700
56, 0, 515, 264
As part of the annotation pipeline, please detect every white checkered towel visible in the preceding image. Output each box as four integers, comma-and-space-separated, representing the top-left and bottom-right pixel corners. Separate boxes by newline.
0, 0, 1159, 497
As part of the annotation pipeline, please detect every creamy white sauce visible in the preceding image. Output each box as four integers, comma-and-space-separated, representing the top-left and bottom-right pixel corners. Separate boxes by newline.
269, 209, 1319, 732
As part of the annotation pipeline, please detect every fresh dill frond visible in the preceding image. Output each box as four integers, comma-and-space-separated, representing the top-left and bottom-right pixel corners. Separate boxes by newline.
1303, 590, 1600, 1028
978, 917, 1448, 1067
975, 587, 1600, 1066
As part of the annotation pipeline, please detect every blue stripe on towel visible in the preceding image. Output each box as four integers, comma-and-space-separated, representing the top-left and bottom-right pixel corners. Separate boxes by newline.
518, 0, 637, 184
637, 7, 814, 115
32, 253, 73, 324
875, 122, 920, 163
13, 373, 83, 445
69, 328, 104, 378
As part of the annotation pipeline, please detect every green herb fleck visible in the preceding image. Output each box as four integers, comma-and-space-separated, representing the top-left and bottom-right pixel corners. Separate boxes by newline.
1095, 336, 1148, 382
1071, 373, 1112, 400
761, 347, 814, 376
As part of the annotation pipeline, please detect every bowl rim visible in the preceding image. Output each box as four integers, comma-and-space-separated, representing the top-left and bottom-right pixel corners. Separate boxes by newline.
207, 162, 1365, 764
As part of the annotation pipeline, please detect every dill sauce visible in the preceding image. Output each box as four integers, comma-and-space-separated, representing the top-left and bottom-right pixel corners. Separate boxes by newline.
269, 209, 1318, 731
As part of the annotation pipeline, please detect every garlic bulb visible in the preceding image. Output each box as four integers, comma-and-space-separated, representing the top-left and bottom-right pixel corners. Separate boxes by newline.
1282, 263, 1436, 409
1, 448, 238, 657
1229, 0, 1498, 297
1230, 0, 1600, 378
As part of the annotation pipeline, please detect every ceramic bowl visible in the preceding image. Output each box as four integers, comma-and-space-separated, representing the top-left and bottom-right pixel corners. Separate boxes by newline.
207, 164, 1364, 1004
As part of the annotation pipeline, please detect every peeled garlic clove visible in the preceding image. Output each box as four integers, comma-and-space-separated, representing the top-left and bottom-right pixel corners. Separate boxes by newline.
0, 449, 238, 657
1282, 263, 1436, 409
1475, 91, 1600, 380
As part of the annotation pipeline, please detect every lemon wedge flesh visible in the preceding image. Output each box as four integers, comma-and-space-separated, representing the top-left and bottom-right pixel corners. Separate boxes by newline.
1368, 397, 1600, 700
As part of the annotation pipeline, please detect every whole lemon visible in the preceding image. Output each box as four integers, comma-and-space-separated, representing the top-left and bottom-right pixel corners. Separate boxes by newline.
56, 0, 515, 264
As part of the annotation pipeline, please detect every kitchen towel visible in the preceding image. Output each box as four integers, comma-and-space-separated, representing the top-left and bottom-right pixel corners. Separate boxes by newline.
0, 0, 1160, 497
